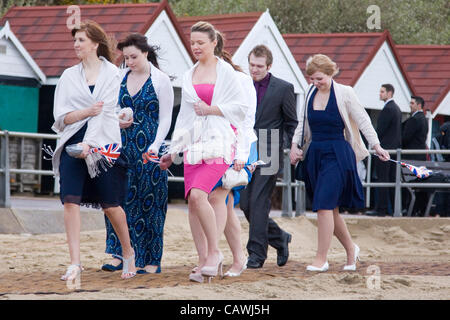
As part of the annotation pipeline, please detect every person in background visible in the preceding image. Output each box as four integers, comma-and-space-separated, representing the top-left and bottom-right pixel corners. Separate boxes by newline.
402, 96, 428, 160
401, 95, 429, 215
239, 45, 297, 270
366, 84, 401, 217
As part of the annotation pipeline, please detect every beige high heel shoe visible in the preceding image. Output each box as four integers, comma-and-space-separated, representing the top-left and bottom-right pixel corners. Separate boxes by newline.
201, 252, 224, 282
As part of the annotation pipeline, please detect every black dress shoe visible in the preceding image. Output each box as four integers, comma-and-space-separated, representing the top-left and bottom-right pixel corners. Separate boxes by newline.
246, 257, 264, 269
277, 233, 292, 267
365, 210, 386, 217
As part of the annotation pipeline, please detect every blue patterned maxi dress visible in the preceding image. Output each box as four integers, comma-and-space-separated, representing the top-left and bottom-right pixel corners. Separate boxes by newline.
105, 71, 168, 269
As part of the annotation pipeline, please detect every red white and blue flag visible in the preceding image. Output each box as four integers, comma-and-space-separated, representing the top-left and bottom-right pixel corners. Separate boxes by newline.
90, 143, 121, 165
142, 150, 160, 164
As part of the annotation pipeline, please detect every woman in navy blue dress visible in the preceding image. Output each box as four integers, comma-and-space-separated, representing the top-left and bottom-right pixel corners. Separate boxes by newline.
290, 54, 389, 272
103, 34, 174, 274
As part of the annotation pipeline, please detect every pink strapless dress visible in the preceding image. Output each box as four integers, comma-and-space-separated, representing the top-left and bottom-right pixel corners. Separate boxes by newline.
183, 84, 233, 199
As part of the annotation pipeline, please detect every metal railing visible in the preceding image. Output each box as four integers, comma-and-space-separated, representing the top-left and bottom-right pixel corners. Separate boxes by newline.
1, 130, 449, 217
364, 149, 450, 217
0, 131, 305, 216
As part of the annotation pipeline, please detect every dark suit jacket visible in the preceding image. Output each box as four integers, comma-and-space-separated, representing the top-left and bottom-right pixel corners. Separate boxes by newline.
376, 100, 402, 149
254, 74, 298, 168
402, 111, 428, 160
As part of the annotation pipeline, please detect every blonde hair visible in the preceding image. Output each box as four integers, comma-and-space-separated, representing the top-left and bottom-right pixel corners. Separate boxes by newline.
305, 54, 339, 77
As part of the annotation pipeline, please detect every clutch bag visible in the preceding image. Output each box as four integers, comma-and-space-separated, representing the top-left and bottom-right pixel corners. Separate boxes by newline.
65, 144, 84, 158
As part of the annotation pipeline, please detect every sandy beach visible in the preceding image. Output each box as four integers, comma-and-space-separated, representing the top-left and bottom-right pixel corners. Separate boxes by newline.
0, 206, 449, 300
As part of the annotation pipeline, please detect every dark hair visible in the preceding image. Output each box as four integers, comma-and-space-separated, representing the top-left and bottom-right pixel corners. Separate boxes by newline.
71, 20, 116, 63
191, 21, 242, 72
117, 33, 159, 69
248, 45, 273, 67
382, 83, 395, 95
411, 95, 425, 108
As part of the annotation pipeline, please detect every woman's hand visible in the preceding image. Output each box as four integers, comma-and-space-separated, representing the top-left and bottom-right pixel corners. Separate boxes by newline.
233, 160, 245, 171
88, 101, 104, 117
118, 112, 133, 129
159, 154, 173, 170
373, 144, 390, 161
193, 100, 209, 116
76, 143, 91, 159
290, 143, 304, 165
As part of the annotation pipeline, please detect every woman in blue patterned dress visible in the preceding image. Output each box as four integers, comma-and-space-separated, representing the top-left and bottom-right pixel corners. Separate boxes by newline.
103, 33, 174, 274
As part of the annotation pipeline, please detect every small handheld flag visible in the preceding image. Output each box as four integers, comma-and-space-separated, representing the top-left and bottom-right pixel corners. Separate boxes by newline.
375, 155, 432, 179
90, 143, 121, 165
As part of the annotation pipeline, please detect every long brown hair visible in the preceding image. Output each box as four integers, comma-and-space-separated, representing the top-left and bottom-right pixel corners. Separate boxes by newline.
71, 20, 116, 63
191, 21, 242, 72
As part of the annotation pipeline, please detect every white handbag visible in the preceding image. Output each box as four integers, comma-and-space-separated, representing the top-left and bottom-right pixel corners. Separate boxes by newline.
221, 167, 249, 189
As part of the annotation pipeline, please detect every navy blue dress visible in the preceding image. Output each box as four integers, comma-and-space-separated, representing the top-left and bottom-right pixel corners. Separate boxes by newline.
105, 72, 168, 269
59, 85, 128, 209
303, 83, 364, 212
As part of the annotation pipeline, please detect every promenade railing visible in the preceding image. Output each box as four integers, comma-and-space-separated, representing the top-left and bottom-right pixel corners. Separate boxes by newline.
1, 130, 449, 217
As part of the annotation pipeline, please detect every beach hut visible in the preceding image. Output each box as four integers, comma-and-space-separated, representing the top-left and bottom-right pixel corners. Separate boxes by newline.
0, 1, 193, 194
178, 10, 309, 115
397, 45, 450, 142
0, 0, 193, 133
0, 21, 46, 133
283, 30, 416, 125
396, 45, 450, 119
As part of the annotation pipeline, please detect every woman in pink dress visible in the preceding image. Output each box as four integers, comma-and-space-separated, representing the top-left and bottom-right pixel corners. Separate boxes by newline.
160, 21, 248, 282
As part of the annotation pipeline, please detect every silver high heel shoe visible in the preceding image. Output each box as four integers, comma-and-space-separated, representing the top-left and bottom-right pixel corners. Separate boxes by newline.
201, 252, 224, 282
343, 244, 360, 271
224, 260, 247, 277
120, 252, 136, 280
61, 264, 83, 281
306, 261, 329, 272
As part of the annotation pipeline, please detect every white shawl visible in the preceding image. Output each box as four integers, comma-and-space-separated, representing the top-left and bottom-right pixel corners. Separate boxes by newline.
52, 57, 122, 177
169, 57, 248, 164
234, 71, 257, 162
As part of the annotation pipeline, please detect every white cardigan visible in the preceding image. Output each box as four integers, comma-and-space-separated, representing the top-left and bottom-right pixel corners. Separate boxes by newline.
52, 57, 122, 177
234, 71, 257, 162
292, 81, 380, 162
169, 57, 248, 164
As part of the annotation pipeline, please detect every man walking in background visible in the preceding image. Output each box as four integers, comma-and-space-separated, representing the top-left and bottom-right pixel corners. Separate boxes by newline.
240, 45, 298, 268
402, 96, 428, 160
402, 95, 429, 215
366, 84, 402, 216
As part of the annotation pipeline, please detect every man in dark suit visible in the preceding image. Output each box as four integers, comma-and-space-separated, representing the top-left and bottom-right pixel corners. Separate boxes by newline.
366, 84, 402, 216
239, 45, 298, 268
402, 96, 428, 160
402, 96, 429, 215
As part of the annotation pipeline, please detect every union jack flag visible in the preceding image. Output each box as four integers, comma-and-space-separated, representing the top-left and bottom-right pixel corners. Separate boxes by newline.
142, 150, 160, 164
90, 143, 122, 165
400, 162, 432, 179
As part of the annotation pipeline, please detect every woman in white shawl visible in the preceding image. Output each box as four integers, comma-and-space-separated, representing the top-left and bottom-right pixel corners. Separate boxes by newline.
186, 55, 258, 283
52, 20, 136, 281
159, 22, 248, 281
